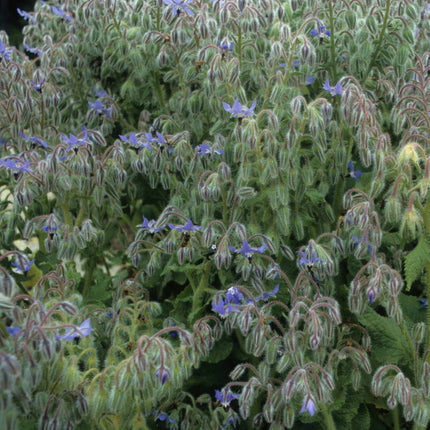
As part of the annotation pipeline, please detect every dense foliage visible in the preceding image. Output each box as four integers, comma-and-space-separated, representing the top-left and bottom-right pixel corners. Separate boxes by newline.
1, 0, 430, 428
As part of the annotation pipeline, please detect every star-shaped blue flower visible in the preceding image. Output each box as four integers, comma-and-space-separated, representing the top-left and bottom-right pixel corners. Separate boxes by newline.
62, 130, 88, 152
0, 158, 34, 174
254, 284, 279, 302
323, 79, 342, 97
348, 161, 362, 182
310, 25, 331, 38
223, 98, 257, 118
30, 78, 46, 93
0, 39, 13, 61
215, 389, 239, 408
6, 326, 23, 338
196, 144, 224, 156
24, 43, 44, 57
168, 219, 201, 232
55, 318, 92, 341
225, 287, 243, 304
88, 99, 112, 119
297, 251, 322, 267
12, 258, 35, 273
20, 131, 48, 148
17, 8, 36, 24
139, 217, 165, 233
163, 0, 195, 16
51, 5, 73, 21
212, 298, 241, 318
229, 240, 266, 260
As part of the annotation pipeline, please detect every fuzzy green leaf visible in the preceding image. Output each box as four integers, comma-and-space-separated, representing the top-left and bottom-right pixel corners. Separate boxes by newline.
404, 235, 430, 291
357, 308, 412, 366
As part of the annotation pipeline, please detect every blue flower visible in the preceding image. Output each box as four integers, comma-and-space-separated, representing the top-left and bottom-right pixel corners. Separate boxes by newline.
298, 251, 322, 268
30, 78, 46, 93
292, 60, 300, 68
229, 240, 266, 260
12, 258, 35, 273
254, 284, 279, 302
323, 79, 343, 96
348, 161, 362, 182
119, 132, 153, 152
62, 130, 88, 152
223, 98, 257, 118
51, 5, 73, 21
155, 412, 175, 424
0, 158, 34, 174
0, 40, 13, 61
196, 144, 224, 156
218, 40, 233, 54
20, 131, 48, 148
367, 287, 375, 305
55, 318, 92, 341
225, 287, 243, 305
306, 76, 315, 85
352, 232, 373, 255
168, 219, 201, 232
163, 0, 195, 16
155, 368, 170, 384
24, 43, 44, 57
88, 99, 112, 119
212, 298, 241, 318
299, 395, 316, 416
42, 222, 63, 235
94, 88, 108, 98
6, 326, 23, 338
310, 25, 331, 38
17, 8, 36, 24
215, 389, 239, 408
419, 298, 427, 309
139, 217, 165, 233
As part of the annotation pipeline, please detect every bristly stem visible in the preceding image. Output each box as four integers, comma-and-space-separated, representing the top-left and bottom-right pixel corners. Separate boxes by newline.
328, 0, 337, 81
189, 260, 211, 323
322, 404, 336, 430
363, 0, 391, 80
423, 197, 430, 357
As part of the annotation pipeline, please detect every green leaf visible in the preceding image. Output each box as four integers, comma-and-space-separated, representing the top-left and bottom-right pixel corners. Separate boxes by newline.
357, 308, 412, 367
203, 337, 233, 364
404, 235, 430, 291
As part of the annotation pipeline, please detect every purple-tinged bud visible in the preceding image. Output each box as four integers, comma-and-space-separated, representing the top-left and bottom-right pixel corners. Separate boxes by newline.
1, 353, 21, 376
77, 394, 88, 416
310, 333, 320, 350
230, 364, 247, 380
59, 302, 77, 315
239, 305, 252, 336
411, 322, 425, 344
177, 247, 186, 265
271, 41, 283, 58
41, 337, 53, 360
134, 353, 147, 373
199, 21, 209, 39
208, 68, 216, 84
157, 47, 168, 68
277, 6, 283, 20
132, 254, 140, 266
220, 7, 230, 25
0, 272, 14, 296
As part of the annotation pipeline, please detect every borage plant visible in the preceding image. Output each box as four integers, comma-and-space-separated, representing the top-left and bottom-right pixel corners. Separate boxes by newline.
1, 0, 430, 429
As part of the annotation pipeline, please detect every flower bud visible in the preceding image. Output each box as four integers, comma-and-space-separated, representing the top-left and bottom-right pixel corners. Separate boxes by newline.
411, 322, 426, 344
